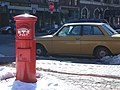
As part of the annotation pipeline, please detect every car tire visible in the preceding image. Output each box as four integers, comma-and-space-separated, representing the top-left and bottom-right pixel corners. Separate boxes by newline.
36, 44, 47, 56
94, 47, 111, 58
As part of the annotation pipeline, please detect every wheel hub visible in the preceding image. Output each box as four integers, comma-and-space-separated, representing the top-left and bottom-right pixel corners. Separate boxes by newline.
36, 49, 42, 55
99, 50, 106, 57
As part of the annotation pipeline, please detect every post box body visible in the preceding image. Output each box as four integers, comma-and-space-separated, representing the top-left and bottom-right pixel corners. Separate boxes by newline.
16, 40, 36, 82
14, 14, 37, 83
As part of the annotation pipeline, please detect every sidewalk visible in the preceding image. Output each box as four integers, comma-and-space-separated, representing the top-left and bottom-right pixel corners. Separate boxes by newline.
36, 60, 120, 78
36, 60, 120, 90
1, 58, 120, 90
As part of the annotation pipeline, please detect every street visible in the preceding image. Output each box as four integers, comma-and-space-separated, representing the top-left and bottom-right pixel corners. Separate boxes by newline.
0, 33, 102, 64
0, 34, 15, 56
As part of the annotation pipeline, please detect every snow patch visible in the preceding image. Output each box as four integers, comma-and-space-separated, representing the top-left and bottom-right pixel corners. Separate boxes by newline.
0, 54, 5, 57
101, 55, 120, 64
0, 66, 75, 90
0, 66, 15, 80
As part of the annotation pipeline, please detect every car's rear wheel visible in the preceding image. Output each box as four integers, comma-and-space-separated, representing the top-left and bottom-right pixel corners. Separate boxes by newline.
94, 47, 111, 58
36, 44, 47, 56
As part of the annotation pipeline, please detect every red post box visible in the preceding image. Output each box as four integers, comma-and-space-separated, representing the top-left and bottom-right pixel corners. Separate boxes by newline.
14, 14, 37, 83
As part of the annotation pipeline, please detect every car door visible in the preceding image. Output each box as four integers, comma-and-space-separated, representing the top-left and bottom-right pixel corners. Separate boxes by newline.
80, 25, 104, 55
52, 25, 81, 54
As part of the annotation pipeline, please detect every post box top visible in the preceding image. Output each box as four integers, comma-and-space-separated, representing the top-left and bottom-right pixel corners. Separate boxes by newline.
14, 13, 37, 21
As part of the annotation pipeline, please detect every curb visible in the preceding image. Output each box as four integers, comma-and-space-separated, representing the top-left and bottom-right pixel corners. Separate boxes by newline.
0, 56, 15, 64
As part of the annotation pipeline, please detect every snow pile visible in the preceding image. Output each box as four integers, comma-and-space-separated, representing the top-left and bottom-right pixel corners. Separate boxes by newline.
0, 66, 15, 80
0, 66, 75, 90
11, 76, 68, 90
101, 54, 120, 64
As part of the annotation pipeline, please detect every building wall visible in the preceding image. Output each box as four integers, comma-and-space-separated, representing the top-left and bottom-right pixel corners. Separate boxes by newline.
79, 0, 120, 27
0, 0, 120, 29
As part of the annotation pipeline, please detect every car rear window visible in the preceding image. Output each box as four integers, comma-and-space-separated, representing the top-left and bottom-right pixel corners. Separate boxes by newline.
102, 24, 118, 35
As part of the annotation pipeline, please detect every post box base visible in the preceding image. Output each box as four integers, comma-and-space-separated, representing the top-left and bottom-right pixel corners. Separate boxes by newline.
16, 78, 37, 83
16, 62, 37, 83
15, 80, 37, 83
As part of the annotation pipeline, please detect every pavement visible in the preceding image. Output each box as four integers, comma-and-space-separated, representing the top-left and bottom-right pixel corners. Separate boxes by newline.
1, 56, 120, 90
35, 60, 120, 90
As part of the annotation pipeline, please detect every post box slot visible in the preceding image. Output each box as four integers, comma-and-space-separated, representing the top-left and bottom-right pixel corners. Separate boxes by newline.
17, 47, 31, 49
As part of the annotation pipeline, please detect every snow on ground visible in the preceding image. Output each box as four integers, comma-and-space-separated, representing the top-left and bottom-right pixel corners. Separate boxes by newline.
0, 66, 15, 80
0, 54, 5, 57
101, 54, 120, 64
0, 55, 120, 90
0, 66, 76, 90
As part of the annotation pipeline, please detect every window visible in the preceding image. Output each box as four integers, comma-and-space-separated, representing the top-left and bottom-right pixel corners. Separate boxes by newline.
58, 26, 70, 36
60, 0, 68, 5
81, 7, 88, 18
93, 26, 103, 35
103, 0, 111, 4
58, 25, 81, 36
113, 0, 119, 4
69, 0, 72, 5
94, 9, 100, 19
82, 26, 92, 35
102, 24, 118, 36
69, 26, 81, 35
75, 0, 78, 5
82, 26, 103, 35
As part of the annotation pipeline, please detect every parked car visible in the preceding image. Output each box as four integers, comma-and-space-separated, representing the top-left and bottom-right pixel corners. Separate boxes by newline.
36, 22, 120, 58
0, 24, 16, 34
0, 26, 12, 34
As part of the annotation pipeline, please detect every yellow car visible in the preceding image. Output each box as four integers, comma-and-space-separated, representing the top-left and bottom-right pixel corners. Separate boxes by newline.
36, 23, 120, 58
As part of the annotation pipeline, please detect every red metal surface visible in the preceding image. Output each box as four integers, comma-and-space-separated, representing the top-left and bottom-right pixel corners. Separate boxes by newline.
14, 14, 37, 40
14, 14, 37, 83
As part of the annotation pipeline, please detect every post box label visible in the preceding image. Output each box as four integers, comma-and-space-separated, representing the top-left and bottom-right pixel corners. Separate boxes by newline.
17, 24, 31, 39
18, 27, 30, 36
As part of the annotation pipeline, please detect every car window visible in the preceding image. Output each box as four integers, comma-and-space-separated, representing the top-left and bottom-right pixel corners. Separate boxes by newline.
102, 24, 118, 35
93, 26, 103, 35
58, 26, 70, 36
68, 26, 81, 36
58, 25, 81, 36
82, 25, 103, 36
82, 26, 93, 35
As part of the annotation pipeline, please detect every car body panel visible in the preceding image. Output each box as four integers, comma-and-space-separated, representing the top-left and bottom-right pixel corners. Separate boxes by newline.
52, 36, 80, 54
